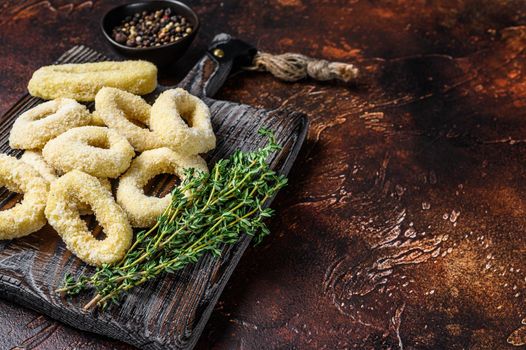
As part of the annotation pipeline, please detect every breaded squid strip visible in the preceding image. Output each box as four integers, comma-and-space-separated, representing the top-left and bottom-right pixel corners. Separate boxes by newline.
28, 60, 157, 102
45, 170, 132, 266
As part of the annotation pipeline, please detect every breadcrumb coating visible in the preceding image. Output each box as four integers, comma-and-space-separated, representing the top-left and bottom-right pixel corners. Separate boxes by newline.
20, 150, 58, 183
9, 98, 91, 150
20, 150, 111, 215
20, 150, 112, 215
0, 154, 48, 239
117, 147, 208, 228
150, 88, 216, 155
95, 87, 164, 151
90, 111, 106, 126
42, 126, 135, 178
21, 149, 111, 192
27, 61, 157, 102
45, 170, 132, 266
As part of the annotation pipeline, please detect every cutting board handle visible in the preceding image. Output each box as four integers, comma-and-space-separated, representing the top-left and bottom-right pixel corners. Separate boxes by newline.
178, 33, 256, 98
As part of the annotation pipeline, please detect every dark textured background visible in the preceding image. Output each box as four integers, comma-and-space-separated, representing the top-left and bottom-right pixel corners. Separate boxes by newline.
1, 0, 526, 349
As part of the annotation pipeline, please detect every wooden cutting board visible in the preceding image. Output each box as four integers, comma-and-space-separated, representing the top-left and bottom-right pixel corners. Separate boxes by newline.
0, 34, 308, 350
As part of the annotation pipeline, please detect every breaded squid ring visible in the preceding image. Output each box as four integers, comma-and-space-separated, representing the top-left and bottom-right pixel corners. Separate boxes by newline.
21, 150, 112, 191
94, 87, 164, 151
45, 170, 132, 266
20, 150, 58, 183
150, 88, 216, 155
90, 111, 106, 126
117, 147, 208, 228
27, 60, 157, 102
21, 150, 112, 215
9, 98, 91, 150
0, 154, 48, 240
42, 126, 134, 178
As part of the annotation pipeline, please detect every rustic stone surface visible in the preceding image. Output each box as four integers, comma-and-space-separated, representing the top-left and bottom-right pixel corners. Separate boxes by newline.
1, 0, 526, 349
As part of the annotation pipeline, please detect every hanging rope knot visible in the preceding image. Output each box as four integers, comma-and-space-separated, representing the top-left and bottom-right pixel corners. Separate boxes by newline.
246, 51, 359, 83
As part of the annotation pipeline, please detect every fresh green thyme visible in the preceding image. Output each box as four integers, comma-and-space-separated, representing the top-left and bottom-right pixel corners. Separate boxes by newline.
57, 129, 287, 310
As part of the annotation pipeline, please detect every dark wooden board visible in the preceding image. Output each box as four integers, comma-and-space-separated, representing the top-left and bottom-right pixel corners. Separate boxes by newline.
0, 44, 307, 350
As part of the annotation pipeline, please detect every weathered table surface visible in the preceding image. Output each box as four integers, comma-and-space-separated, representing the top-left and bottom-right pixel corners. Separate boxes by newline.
1, 0, 525, 349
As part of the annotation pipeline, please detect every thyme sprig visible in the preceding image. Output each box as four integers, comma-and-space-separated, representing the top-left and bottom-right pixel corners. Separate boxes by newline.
57, 129, 287, 310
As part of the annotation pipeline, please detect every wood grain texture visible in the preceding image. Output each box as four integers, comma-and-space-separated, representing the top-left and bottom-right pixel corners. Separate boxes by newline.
0, 45, 307, 350
2, 0, 526, 349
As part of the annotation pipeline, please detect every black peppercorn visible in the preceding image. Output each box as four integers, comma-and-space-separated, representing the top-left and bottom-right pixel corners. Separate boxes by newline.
112, 8, 193, 48
115, 32, 127, 43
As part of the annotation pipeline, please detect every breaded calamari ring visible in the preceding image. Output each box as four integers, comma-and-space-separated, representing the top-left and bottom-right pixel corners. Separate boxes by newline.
21, 150, 112, 215
90, 111, 106, 126
0, 154, 48, 240
150, 88, 216, 155
27, 60, 157, 102
42, 126, 134, 178
117, 147, 208, 228
94, 87, 164, 151
9, 98, 91, 150
20, 150, 58, 183
21, 150, 112, 191
45, 170, 132, 265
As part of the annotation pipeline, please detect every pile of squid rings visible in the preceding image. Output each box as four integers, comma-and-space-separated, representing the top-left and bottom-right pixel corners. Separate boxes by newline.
0, 60, 215, 266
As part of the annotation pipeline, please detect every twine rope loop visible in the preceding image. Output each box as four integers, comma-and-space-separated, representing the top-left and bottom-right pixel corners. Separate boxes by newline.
245, 51, 359, 83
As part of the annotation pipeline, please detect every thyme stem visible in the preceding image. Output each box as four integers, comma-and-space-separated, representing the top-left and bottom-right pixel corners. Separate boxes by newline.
59, 129, 287, 310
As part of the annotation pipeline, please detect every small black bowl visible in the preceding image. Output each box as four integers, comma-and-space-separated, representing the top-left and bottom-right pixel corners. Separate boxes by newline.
101, 0, 199, 67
